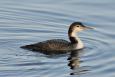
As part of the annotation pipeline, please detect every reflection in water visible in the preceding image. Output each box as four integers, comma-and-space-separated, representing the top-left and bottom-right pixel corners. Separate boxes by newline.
24, 48, 91, 76
68, 49, 90, 75
30, 49, 70, 55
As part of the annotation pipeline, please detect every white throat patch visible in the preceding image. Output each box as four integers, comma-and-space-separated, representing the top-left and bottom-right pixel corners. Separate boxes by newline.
70, 30, 84, 50
75, 36, 84, 49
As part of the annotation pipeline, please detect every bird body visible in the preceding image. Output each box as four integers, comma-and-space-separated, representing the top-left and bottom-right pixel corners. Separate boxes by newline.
21, 39, 71, 51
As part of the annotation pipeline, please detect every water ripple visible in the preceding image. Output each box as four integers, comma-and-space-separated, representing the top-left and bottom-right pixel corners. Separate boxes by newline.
0, 0, 115, 77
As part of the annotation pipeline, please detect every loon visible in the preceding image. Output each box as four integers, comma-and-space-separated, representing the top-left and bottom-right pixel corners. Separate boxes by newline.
21, 22, 93, 53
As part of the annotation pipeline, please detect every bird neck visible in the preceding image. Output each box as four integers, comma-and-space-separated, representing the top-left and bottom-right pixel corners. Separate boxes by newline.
68, 30, 84, 49
68, 31, 78, 44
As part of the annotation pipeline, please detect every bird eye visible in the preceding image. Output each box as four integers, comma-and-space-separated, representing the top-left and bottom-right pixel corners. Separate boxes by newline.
76, 25, 79, 27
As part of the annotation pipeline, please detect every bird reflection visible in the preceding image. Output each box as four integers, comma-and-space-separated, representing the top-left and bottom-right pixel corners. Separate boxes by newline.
68, 49, 90, 75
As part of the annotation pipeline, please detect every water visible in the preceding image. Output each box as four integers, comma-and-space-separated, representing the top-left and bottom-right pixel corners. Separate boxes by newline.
0, 0, 115, 77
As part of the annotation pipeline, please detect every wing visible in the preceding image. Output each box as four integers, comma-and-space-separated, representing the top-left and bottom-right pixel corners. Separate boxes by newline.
21, 39, 71, 51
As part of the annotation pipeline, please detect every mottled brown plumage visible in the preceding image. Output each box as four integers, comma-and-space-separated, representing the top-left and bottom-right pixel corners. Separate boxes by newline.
21, 39, 77, 51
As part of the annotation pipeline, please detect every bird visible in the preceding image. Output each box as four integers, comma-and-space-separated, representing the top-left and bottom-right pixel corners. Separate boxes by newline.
21, 22, 94, 54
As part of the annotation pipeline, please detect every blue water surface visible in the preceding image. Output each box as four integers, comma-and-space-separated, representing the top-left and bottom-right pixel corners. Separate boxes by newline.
0, 0, 115, 77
